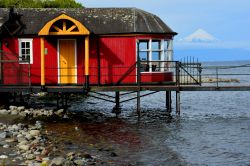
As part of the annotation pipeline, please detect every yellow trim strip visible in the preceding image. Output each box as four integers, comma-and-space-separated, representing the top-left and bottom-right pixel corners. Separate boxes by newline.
52, 25, 62, 32
40, 37, 45, 86
67, 25, 77, 32
85, 36, 89, 76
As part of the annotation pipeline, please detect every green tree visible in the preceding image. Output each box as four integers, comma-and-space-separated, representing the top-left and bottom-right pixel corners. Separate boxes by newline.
0, 0, 84, 8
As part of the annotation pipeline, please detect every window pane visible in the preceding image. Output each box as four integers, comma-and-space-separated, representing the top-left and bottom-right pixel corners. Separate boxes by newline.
26, 55, 30, 61
139, 51, 148, 61
26, 42, 30, 48
21, 49, 25, 55
152, 51, 160, 60
21, 42, 25, 48
21, 55, 26, 61
164, 40, 169, 50
139, 41, 148, 50
152, 40, 160, 50
26, 49, 30, 55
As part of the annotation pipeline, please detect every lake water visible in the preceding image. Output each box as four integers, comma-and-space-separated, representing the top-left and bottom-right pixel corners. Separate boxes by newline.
70, 61, 250, 166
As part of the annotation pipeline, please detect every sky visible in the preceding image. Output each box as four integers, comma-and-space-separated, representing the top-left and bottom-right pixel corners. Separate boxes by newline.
77, 0, 250, 61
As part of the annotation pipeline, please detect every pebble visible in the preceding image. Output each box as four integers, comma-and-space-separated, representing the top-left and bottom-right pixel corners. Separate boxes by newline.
19, 140, 29, 145
9, 105, 17, 110
50, 157, 65, 166
17, 106, 25, 112
0, 132, 7, 139
0, 155, 8, 159
5, 138, 16, 143
0, 109, 9, 114
19, 144, 30, 151
26, 154, 35, 160
3, 144, 10, 148
55, 109, 64, 116
29, 130, 40, 137
11, 110, 18, 115
74, 159, 86, 165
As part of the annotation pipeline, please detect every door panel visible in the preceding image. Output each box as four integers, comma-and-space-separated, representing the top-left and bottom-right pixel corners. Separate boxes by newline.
59, 40, 76, 84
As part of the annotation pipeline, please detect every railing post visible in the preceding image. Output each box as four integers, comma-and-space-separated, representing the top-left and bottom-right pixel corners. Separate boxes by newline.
136, 41, 141, 118
28, 57, 31, 88
216, 67, 219, 88
176, 62, 180, 86
199, 64, 202, 85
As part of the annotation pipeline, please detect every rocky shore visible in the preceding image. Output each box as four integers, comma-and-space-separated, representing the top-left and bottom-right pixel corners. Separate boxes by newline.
0, 106, 119, 166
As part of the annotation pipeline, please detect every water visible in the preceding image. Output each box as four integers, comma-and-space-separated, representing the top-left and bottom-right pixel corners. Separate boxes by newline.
68, 61, 250, 166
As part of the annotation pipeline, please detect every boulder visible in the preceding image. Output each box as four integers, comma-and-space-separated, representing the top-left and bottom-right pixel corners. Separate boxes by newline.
29, 130, 40, 137
0, 109, 9, 115
17, 106, 25, 112
9, 105, 17, 110
0, 132, 7, 139
49, 157, 65, 166
18, 144, 30, 151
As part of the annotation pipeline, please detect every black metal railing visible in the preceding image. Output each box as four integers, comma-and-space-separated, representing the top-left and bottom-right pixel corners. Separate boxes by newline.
201, 63, 250, 87
0, 50, 202, 87
0, 50, 31, 86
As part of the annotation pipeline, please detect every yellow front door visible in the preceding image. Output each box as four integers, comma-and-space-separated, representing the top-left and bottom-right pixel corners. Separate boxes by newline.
59, 40, 76, 84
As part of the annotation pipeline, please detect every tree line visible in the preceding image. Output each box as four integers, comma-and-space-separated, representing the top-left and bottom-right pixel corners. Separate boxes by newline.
0, 0, 84, 8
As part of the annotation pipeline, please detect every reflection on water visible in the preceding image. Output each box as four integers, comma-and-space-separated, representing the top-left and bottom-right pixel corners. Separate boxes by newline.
63, 61, 250, 166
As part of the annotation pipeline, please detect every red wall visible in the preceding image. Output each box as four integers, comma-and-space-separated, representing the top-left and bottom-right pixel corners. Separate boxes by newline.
1, 37, 41, 85
1, 35, 173, 86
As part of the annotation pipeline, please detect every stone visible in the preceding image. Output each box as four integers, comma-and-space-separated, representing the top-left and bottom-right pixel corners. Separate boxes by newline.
0, 109, 9, 114
63, 160, 75, 166
19, 140, 29, 145
11, 110, 18, 115
26, 154, 35, 160
49, 157, 65, 166
55, 109, 64, 116
3, 144, 9, 148
19, 144, 30, 151
9, 105, 17, 110
17, 106, 25, 111
25, 134, 33, 140
0, 132, 7, 139
74, 159, 86, 166
0, 155, 8, 159
29, 130, 40, 137
18, 137, 27, 143
5, 138, 16, 143
41, 161, 49, 166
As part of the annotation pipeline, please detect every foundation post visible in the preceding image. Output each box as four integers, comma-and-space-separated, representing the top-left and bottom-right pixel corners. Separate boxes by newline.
112, 91, 121, 115
176, 91, 181, 115
166, 91, 172, 113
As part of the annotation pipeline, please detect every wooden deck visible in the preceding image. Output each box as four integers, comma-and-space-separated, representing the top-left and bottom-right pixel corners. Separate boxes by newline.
1, 85, 250, 93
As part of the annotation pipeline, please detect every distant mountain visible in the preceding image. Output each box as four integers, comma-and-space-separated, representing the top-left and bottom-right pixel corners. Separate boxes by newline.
181, 29, 217, 42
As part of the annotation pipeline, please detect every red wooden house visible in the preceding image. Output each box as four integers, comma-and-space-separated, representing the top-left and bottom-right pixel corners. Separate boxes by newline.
0, 8, 177, 87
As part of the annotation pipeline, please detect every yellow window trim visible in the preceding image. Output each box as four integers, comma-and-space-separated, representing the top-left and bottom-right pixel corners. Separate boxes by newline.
38, 14, 90, 36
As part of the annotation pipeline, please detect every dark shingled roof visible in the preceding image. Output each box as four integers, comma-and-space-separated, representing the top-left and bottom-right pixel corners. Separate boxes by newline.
0, 8, 177, 35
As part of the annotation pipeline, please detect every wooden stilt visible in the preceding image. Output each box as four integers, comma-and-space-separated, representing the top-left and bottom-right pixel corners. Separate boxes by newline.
56, 93, 59, 109
166, 91, 172, 113
176, 91, 180, 115
137, 90, 141, 118
112, 91, 121, 115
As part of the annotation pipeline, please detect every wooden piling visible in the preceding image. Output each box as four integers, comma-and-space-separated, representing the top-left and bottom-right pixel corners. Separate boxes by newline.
176, 91, 180, 115
137, 90, 141, 117
112, 91, 121, 115
166, 91, 172, 113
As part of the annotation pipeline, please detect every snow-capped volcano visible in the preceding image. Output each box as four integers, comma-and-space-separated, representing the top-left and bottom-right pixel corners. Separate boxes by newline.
182, 29, 217, 42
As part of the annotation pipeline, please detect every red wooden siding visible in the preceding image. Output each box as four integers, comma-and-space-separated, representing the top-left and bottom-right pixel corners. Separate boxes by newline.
96, 37, 136, 85
1, 35, 173, 86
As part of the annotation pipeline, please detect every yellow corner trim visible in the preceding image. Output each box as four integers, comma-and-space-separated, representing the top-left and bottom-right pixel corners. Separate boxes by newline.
38, 14, 90, 36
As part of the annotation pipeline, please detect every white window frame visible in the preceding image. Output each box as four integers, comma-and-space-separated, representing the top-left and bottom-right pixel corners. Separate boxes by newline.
18, 38, 33, 64
138, 39, 173, 72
